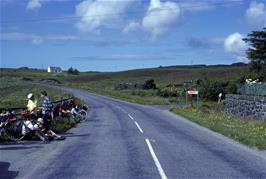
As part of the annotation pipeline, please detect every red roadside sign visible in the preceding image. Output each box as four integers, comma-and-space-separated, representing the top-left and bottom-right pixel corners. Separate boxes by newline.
187, 91, 198, 95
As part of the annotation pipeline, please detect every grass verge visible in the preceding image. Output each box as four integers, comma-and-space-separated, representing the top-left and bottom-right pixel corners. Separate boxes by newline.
171, 107, 266, 150
53, 117, 79, 133
0, 78, 85, 141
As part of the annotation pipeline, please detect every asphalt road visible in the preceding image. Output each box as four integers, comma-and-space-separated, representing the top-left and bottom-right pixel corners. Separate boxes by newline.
1, 86, 266, 179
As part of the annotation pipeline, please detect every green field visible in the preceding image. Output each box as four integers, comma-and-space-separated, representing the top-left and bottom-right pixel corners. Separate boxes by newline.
0, 64, 247, 105
0, 78, 72, 109
171, 105, 266, 150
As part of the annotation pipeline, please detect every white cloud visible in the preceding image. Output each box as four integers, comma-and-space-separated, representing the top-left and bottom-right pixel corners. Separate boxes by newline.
32, 37, 43, 45
27, 0, 42, 10
26, 0, 71, 10
1, 32, 77, 42
236, 56, 248, 63
180, 0, 244, 12
245, 1, 265, 28
123, 21, 140, 33
224, 33, 248, 60
141, 0, 181, 40
75, 0, 134, 33
0, 32, 140, 46
180, 1, 214, 12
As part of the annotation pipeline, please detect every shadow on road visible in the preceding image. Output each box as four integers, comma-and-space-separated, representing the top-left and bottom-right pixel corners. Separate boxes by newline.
64, 133, 91, 138
0, 146, 43, 150
0, 162, 19, 179
0, 140, 50, 146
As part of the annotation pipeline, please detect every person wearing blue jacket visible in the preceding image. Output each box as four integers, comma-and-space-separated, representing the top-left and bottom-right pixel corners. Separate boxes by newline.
40, 91, 53, 133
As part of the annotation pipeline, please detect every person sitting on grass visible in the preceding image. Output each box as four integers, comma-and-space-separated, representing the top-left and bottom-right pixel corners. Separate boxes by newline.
19, 93, 47, 142
36, 118, 65, 140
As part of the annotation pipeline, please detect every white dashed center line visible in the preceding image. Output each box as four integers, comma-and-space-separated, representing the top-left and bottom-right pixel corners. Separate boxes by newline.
128, 114, 134, 120
127, 112, 166, 179
145, 139, 168, 179
134, 121, 144, 133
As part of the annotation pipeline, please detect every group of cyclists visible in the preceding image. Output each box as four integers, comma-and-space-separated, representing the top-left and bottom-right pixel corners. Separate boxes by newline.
0, 90, 88, 142
23, 90, 65, 141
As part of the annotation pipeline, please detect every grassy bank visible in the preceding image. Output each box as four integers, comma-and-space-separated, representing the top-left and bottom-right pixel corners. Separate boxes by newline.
0, 78, 72, 108
171, 107, 266, 150
53, 117, 79, 133
0, 78, 82, 141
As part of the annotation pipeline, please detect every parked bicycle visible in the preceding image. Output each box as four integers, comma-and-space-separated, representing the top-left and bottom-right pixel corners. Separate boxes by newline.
0, 110, 46, 141
0, 98, 88, 142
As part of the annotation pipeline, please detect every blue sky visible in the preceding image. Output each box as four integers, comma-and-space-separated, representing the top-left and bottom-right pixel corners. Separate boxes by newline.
1, 0, 265, 71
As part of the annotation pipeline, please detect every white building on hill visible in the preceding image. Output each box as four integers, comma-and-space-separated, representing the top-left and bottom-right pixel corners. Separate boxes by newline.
47, 66, 62, 73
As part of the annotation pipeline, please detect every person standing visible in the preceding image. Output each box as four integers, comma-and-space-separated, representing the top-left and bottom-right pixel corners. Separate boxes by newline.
40, 91, 65, 140
40, 91, 53, 132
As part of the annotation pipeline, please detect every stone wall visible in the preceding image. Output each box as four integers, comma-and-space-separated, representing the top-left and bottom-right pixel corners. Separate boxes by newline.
225, 94, 266, 120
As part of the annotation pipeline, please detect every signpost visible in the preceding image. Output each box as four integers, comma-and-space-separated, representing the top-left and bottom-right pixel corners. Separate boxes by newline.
187, 91, 198, 95
186, 90, 199, 108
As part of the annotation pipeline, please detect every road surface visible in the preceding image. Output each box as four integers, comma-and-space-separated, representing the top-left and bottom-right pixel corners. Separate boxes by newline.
1, 86, 265, 179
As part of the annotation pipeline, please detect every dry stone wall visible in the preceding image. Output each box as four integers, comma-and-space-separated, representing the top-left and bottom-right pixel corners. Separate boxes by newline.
225, 94, 266, 120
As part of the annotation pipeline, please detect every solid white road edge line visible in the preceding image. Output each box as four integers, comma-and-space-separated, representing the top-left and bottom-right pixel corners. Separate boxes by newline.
134, 121, 144, 133
145, 139, 168, 179
128, 114, 134, 120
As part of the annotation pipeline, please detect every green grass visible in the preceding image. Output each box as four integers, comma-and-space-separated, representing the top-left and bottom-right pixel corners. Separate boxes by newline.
53, 117, 79, 133
0, 78, 72, 109
171, 107, 266, 150
60, 65, 246, 104
1, 65, 247, 105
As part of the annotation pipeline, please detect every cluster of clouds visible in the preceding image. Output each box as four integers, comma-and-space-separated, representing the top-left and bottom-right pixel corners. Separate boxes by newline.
224, 1, 265, 62
75, 0, 133, 33
126, 0, 181, 40
16, 0, 266, 62
26, 0, 183, 40
74, 0, 182, 40
26, 0, 265, 39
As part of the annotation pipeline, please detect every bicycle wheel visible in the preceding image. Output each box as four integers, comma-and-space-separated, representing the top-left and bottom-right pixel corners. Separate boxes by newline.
78, 110, 87, 121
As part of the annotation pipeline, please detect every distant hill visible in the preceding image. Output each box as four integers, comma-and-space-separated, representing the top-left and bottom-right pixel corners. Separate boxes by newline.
156, 62, 247, 69
1, 62, 247, 86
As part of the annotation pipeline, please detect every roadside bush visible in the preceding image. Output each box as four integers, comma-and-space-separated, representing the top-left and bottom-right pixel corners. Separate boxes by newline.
225, 81, 238, 94
143, 79, 157, 89
198, 79, 237, 101
157, 86, 180, 97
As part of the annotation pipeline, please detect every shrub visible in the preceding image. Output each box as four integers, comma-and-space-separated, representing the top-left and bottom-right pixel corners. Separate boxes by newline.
67, 67, 79, 75
157, 86, 180, 97
143, 79, 156, 89
198, 79, 237, 101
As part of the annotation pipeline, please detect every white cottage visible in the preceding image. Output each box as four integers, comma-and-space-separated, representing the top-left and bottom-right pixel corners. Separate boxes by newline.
47, 66, 62, 73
